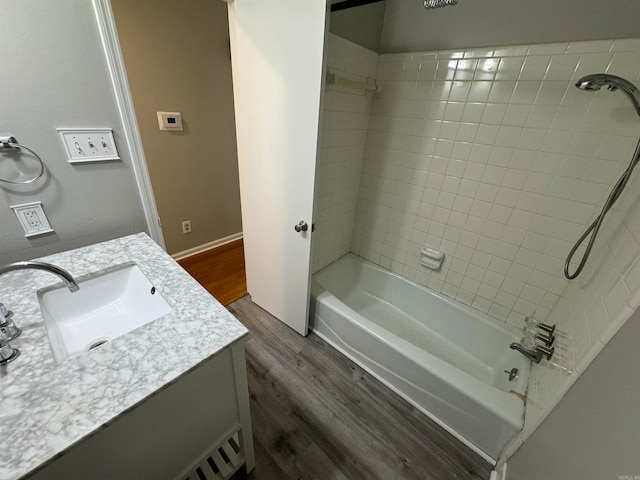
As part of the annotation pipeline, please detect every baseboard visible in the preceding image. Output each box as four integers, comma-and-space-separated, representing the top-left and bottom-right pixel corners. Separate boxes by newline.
171, 232, 243, 261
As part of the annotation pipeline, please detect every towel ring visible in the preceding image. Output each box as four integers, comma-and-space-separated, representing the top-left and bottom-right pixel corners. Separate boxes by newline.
0, 137, 45, 185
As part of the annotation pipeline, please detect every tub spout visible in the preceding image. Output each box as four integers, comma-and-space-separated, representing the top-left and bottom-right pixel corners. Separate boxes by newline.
510, 342, 543, 363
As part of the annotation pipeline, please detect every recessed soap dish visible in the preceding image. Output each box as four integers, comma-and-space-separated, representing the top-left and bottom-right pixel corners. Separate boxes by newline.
420, 247, 444, 270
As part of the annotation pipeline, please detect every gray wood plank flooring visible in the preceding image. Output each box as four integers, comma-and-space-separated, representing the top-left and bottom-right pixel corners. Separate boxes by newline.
227, 295, 492, 480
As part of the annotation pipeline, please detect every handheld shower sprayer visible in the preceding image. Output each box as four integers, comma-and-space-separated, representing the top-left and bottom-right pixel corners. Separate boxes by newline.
575, 74, 640, 116
564, 74, 640, 279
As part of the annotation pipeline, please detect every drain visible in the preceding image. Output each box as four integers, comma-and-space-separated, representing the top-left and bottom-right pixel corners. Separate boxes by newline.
88, 339, 108, 351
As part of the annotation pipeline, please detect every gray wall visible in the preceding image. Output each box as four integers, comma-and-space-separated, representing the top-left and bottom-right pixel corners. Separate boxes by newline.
0, 0, 148, 265
380, 0, 640, 53
111, 0, 243, 255
509, 306, 640, 479
330, 1, 387, 52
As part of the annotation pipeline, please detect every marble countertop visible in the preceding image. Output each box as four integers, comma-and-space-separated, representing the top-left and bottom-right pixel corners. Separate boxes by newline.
0, 233, 249, 480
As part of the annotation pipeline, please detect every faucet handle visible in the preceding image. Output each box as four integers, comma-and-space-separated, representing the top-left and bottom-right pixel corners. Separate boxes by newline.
535, 332, 555, 347
0, 303, 20, 340
538, 322, 556, 336
535, 344, 554, 361
0, 329, 20, 366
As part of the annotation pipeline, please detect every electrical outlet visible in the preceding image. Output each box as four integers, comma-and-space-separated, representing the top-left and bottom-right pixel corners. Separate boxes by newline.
11, 202, 54, 237
182, 220, 192, 234
58, 128, 120, 163
24, 210, 43, 228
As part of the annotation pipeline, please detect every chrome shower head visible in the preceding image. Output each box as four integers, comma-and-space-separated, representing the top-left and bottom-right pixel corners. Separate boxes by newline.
424, 0, 457, 9
576, 73, 640, 116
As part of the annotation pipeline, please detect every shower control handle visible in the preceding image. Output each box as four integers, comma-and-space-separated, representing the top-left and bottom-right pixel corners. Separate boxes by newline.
535, 345, 555, 361
294, 220, 308, 233
535, 332, 555, 347
539, 322, 556, 336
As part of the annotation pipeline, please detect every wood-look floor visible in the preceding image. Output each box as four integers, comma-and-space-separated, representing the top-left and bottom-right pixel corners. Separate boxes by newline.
227, 296, 493, 480
178, 239, 247, 306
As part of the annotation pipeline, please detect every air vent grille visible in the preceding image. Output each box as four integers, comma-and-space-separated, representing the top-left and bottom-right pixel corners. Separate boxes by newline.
183, 433, 244, 480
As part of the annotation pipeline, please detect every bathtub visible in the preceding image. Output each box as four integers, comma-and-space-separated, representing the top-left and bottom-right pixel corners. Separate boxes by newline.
310, 254, 530, 461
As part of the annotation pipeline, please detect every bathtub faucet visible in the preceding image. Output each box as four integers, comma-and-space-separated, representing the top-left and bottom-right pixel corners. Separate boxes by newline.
510, 342, 554, 364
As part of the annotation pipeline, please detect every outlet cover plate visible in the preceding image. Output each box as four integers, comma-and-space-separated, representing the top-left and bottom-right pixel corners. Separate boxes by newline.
11, 201, 54, 237
58, 128, 120, 163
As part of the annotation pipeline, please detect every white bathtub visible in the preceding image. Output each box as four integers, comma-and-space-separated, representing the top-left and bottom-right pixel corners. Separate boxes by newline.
310, 254, 530, 461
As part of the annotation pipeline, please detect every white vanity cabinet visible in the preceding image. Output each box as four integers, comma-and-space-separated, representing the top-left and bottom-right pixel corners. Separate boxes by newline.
29, 342, 254, 480
0, 234, 254, 480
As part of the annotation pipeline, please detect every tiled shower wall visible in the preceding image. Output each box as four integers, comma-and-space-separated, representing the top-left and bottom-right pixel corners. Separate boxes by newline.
312, 35, 377, 272
351, 38, 640, 326
515, 70, 640, 455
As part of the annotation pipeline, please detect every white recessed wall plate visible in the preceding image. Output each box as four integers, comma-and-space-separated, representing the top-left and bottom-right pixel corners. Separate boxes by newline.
157, 112, 183, 131
57, 128, 120, 163
11, 201, 54, 237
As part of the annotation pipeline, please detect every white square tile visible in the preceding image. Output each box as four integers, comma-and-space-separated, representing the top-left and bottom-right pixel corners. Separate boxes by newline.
511, 81, 542, 104
544, 54, 580, 80
567, 39, 613, 54
528, 43, 569, 55
488, 81, 517, 103
519, 55, 551, 80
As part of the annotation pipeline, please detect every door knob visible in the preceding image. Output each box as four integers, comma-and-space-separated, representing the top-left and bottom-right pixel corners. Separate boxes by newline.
294, 220, 308, 232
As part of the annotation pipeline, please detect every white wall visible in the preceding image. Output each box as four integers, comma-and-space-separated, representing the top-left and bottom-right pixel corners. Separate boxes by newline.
0, 0, 147, 264
380, 0, 640, 54
313, 35, 378, 272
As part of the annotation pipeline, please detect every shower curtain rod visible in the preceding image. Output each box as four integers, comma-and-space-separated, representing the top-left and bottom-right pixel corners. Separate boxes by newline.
330, 0, 384, 13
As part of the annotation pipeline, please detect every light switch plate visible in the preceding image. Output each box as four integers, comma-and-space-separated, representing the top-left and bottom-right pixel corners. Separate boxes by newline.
58, 128, 120, 163
11, 201, 54, 237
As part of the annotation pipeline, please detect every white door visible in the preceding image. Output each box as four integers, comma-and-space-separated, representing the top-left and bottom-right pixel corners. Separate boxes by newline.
228, 0, 327, 335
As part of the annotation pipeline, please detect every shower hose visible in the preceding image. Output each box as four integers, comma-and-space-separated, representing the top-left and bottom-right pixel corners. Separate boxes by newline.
564, 135, 640, 279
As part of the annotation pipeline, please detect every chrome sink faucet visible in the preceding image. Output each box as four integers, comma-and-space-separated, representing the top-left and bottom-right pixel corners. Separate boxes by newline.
0, 261, 79, 366
0, 261, 80, 292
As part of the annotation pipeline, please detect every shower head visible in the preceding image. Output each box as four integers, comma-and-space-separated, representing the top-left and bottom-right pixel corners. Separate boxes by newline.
576, 73, 640, 116
424, 0, 457, 9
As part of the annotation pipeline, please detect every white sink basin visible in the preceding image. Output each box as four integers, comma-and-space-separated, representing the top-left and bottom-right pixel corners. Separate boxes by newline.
38, 263, 172, 363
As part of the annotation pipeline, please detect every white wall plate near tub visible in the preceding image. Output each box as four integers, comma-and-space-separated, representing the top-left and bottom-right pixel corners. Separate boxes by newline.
58, 128, 120, 163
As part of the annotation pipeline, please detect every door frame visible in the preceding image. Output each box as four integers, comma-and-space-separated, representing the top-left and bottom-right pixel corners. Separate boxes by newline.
93, 0, 166, 249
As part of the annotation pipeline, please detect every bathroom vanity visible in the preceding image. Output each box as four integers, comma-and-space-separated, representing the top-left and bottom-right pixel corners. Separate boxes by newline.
0, 234, 254, 480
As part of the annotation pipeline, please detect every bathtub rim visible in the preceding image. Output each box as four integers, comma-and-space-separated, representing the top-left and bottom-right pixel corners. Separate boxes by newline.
314, 253, 524, 342
312, 253, 531, 395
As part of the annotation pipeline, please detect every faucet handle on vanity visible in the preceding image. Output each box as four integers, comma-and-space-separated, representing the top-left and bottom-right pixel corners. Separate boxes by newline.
0, 303, 21, 340
0, 328, 20, 366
